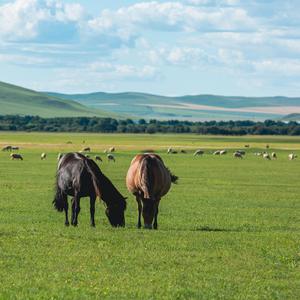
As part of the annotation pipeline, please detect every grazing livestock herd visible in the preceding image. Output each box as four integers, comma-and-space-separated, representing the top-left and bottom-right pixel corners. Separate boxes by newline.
1, 143, 299, 229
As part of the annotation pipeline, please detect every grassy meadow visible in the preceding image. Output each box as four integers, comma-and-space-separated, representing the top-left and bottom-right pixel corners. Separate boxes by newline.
0, 132, 300, 299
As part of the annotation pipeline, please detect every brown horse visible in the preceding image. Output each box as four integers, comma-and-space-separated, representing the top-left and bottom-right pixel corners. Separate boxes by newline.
126, 153, 178, 229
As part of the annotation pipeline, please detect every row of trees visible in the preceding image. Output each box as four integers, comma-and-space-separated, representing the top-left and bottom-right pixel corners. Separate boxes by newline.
0, 115, 299, 135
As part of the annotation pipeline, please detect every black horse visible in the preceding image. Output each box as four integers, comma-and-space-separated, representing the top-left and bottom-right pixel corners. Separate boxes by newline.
53, 152, 126, 227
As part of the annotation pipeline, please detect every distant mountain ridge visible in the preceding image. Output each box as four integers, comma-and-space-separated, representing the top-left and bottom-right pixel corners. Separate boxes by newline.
1, 80, 299, 120
0, 81, 113, 118
47, 91, 300, 121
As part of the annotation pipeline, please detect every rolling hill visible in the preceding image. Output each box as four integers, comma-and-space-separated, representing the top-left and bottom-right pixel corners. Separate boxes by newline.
282, 113, 300, 121
1, 80, 299, 121
47, 91, 300, 121
0, 81, 112, 118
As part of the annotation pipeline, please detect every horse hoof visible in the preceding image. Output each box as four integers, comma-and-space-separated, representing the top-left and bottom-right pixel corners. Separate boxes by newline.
65, 222, 70, 226
137, 224, 141, 229
91, 223, 95, 227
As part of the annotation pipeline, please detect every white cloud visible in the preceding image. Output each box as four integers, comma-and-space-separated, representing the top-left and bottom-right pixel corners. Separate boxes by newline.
186, 0, 240, 6
0, 53, 51, 65
88, 61, 159, 80
88, 1, 256, 36
253, 59, 300, 76
0, 0, 84, 41
146, 47, 215, 66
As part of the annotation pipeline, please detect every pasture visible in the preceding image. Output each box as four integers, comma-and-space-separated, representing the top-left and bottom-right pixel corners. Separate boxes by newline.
0, 132, 300, 299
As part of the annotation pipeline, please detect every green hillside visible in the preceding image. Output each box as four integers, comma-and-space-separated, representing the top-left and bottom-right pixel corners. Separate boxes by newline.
48, 91, 300, 121
0, 82, 112, 118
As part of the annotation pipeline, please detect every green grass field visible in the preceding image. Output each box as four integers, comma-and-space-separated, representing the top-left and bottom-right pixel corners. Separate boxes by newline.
0, 132, 300, 299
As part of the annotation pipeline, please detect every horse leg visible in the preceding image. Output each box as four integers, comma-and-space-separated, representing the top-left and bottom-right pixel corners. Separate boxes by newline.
153, 200, 160, 230
90, 195, 96, 227
71, 198, 75, 225
72, 195, 81, 226
64, 195, 69, 226
136, 196, 142, 229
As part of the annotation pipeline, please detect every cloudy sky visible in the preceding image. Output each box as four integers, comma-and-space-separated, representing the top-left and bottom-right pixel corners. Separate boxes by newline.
0, 0, 300, 96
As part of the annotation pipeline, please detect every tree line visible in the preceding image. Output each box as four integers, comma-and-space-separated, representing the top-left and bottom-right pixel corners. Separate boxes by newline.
0, 115, 299, 135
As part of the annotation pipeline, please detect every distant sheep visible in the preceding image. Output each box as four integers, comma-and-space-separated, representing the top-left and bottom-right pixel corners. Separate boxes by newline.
288, 153, 297, 160
167, 147, 178, 154
107, 154, 115, 162
236, 150, 246, 155
271, 152, 277, 159
167, 147, 173, 154
220, 150, 227, 155
109, 147, 115, 153
213, 150, 221, 155
194, 149, 204, 156
11, 146, 19, 150
263, 153, 271, 160
95, 155, 102, 162
233, 152, 243, 159
2, 145, 12, 151
10, 153, 23, 160
82, 147, 91, 152
41, 153, 47, 160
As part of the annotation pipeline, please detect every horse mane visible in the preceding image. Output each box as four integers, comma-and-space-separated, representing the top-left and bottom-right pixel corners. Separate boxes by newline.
83, 156, 126, 210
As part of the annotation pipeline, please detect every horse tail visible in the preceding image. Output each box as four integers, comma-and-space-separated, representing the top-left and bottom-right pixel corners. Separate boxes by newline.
53, 177, 66, 212
168, 168, 178, 184
139, 156, 154, 200
83, 158, 101, 198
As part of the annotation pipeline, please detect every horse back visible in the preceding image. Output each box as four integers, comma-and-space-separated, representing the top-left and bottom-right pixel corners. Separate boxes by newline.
126, 154, 171, 199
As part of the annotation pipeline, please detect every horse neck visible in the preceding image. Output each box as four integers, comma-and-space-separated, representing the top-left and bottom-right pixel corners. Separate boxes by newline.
97, 172, 123, 207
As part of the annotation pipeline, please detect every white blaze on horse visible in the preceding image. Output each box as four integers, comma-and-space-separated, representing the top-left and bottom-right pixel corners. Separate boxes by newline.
126, 153, 178, 229
10, 153, 23, 160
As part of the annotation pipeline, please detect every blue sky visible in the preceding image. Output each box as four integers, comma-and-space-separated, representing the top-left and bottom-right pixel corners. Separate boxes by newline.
0, 0, 300, 96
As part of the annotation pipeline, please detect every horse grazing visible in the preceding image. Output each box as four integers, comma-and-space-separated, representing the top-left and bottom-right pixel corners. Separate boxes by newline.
53, 152, 126, 227
126, 153, 178, 229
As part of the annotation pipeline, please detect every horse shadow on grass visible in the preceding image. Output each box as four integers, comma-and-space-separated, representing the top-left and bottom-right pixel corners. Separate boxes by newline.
193, 225, 258, 232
